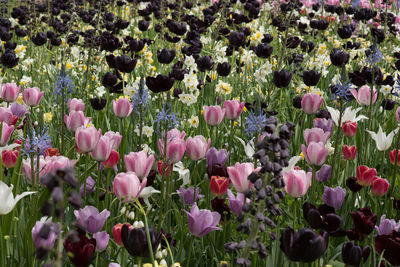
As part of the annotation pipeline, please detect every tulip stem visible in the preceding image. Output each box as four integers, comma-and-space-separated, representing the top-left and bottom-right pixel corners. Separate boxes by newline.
331, 103, 343, 186
185, 237, 194, 266
140, 202, 155, 267
389, 132, 400, 214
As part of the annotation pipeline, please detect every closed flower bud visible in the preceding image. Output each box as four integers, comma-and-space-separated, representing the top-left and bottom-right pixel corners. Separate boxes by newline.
210, 176, 229, 197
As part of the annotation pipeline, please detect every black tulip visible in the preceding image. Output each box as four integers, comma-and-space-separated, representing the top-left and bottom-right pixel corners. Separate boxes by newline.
102, 72, 118, 88
121, 224, 161, 258
292, 96, 302, 109
342, 242, 362, 266
346, 177, 363, 192
337, 25, 353, 39
32, 32, 47, 46
382, 99, 395, 111
1, 49, 18, 68
371, 28, 385, 43
90, 98, 107, 111
228, 31, 246, 47
146, 74, 175, 93
303, 202, 343, 233
303, 70, 321, 86
216, 62, 231, 76
273, 69, 292, 88
254, 43, 273, 58
280, 227, 328, 262
196, 55, 214, 72
157, 48, 176, 64
138, 20, 150, 31
115, 55, 137, 73
330, 49, 349, 67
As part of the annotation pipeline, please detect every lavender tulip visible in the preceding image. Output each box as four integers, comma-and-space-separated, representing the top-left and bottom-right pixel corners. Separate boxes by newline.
32, 221, 59, 250
375, 215, 400, 235
316, 164, 332, 182
74, 206, 110, 234
10, 102, 28, 118
93, 231, 110, 252
184, 203, 222, 237
313, 118, 333, 136
177, 186, 204, 206
227, 189, 249, 216
80, 176, 96, 197
322, 186, 346, 210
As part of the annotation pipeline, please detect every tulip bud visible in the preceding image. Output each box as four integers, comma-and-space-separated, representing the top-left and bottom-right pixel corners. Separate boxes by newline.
1, 83, 21, 102
389, 149, 400, 166
203, 105, 225, 126
112, 98, 133, 118
210, 176, 229, 197
22, 87, 44, 107
301, 93, 324, 115
343, 145, 357, 160
371, 177, 389, 196
342, 121, 357, 138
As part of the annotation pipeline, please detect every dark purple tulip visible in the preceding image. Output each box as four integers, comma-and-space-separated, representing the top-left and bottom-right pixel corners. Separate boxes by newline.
273, 69, 292, 88
342, 241, 370, 266
177, 186, 203, 206
157, 48, 176, 64
322, 186, 346, 210
280, 227, 328, 262
303, 70, 321, 87
206, 147, 229, 177
196, 55, 214, 72
303, 202, 343, 233
375, 231, 400, 266
350, 207, 377, 237
146, 74, 175, 93
121, 224, 161, 258
316, 164, 332, 182
346, 176, 363, 192
64, 233, 96, 267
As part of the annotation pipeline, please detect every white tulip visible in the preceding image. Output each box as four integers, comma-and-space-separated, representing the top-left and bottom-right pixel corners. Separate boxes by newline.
366, 125, 398, 151
0, 181, 36, 215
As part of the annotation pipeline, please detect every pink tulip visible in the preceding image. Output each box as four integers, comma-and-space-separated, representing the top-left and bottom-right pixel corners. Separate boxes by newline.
113, 172, 147, 202
112, 98, 133, 118
104, 131, 122, 150
0, 107, 15, 125
301, 141, 328, 166
90, 135, 113, 162
64, 111, 89, 132
223, 100, 245, 120
396, 107, 400, 123
22, 156, 46, 184
0, 123, 14, 146
301, 93, 324, 114
227, 162, 259, 193
41, 156, 76, 177
75, 126, 101, 153
158, 129, 186, 158
303, 128, 330, 145
124, 151, 155, 179
342, 121, 357, 138
283, 169, 312, 198
166, 138, 186, 163
371, 177, 389, 196
0, 83, 21, 102
186, 135, 211, 161
203, 105, 225, 126
68, 98, 85, 112
350, 85, 377, 106
22, 87, 44, 107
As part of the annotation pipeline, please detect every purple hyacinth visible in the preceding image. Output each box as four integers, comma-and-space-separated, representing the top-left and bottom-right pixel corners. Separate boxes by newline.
227, 189, 248, 216
184, 203, 222, 237
322, 186, 346, 210
93, 231, 110, 252
376, 215, 400, 235
177, 186, 204, 206
74, 205, 110, 234
32, 221, 59, 250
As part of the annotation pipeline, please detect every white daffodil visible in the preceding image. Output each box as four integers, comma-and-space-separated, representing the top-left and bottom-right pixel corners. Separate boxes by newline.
327, 106, 367, 126
173, 161, 190, 186
366, 125, 398, 151
236, 137, 255, 159
139, 187, 160, 209
0, 181, 35, 215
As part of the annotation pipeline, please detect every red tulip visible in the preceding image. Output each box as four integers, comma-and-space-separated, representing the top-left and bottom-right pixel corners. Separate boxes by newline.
44, 148, 59, 157
343, 145, 357, 160
113, 223, 132, 247
389, 149, 400, 166
2, 149, 18, 168
371, 177, 389, 197
342, 121, 357, 138
356, 165, 377, 186
210, 176, 229, 197
103, 150, 120, 169
157, 160, 172, 177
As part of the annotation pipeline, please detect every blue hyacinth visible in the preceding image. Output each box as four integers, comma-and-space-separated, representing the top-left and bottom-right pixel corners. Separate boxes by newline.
244, 111, 268, 137
20, 128, 52, 156
155, 105, 180, 133
53, 68, 74, 102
